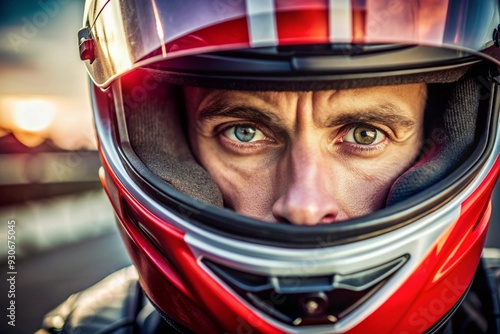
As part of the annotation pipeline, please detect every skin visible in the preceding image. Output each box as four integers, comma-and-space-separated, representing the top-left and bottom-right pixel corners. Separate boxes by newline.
184, 84, 427, 225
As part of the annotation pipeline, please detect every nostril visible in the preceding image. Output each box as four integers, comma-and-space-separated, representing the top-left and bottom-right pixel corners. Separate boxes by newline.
274, 215, 292, 225
319, 213, 336, 224
274, 213, 337, 225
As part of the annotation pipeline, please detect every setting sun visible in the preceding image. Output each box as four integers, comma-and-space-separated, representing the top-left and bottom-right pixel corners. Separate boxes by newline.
11, 99, 56, 132
0, 96, 95, 149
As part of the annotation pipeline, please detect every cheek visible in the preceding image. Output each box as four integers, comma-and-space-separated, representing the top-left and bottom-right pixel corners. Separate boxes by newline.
335, 168, 392, 218
338, 140, 422, 217
195, 142, 279, 220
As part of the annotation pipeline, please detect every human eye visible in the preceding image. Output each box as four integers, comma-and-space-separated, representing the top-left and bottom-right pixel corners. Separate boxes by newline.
342, 124, 387, 146
222, 124, 267, 143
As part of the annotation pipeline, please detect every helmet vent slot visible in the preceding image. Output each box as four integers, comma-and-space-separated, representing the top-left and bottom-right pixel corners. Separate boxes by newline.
203, 255, 408, 326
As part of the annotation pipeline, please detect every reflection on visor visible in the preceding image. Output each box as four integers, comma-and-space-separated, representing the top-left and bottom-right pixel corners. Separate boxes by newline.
83, 0, 499, 87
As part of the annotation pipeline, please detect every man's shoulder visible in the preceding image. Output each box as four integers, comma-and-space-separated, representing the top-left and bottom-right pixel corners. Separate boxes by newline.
39, 266, 142, 334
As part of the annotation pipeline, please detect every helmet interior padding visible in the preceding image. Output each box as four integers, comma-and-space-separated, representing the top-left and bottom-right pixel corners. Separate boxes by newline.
386, 73, 481, 205
122, 75, 224, 207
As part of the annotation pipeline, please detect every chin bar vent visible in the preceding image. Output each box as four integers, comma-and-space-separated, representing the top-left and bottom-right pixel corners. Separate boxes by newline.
203, 255, 408, 326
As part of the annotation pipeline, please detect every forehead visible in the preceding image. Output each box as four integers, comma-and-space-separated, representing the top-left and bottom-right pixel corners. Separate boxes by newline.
186, 83, 427, 123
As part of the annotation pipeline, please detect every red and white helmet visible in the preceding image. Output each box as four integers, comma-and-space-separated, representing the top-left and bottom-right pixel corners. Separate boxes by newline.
80, 1, 500, 333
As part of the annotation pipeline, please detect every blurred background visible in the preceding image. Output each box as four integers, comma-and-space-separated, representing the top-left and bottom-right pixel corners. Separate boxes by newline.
0, 1, 131, 333
0, 1, 499, 334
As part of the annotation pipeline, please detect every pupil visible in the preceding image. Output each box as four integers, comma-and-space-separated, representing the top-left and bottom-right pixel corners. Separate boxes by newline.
235, 126, 256, 142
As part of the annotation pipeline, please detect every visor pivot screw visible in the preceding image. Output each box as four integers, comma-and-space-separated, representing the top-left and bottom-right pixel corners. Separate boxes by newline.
305, 300, 319, 314
493, 24, 500, 47
301, 292, 328, 316
78, 27, 95, 63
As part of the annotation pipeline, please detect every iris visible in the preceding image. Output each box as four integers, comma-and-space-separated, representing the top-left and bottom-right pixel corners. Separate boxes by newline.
234, 126, 257, 142
353, 126, 377, 145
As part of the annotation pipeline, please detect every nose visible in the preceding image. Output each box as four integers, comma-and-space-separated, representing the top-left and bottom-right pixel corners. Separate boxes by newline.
272, 139, 340, 226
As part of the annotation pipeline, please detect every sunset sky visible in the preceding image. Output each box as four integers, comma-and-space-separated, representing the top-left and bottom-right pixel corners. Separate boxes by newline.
0, 1, 96, 150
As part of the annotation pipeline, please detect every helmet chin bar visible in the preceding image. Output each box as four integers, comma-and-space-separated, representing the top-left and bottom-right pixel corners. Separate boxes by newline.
203, 255, 408, 326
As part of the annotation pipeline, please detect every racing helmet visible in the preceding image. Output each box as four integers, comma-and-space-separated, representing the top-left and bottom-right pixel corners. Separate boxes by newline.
79, 0, 500, 333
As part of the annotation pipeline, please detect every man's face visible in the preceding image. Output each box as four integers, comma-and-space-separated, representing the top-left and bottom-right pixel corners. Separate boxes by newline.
184, 84, 427, 225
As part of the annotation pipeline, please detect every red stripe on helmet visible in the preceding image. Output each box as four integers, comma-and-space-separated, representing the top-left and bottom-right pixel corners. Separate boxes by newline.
351, 0, 366, 43
275, 0, 329, 44
163, 17, 250, 55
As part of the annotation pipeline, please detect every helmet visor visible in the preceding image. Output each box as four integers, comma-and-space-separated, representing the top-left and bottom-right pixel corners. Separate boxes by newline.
83, 0, 500, 87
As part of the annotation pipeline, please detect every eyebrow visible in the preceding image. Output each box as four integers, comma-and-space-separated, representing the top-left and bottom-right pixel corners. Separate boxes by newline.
198, 100, 417, 129
198, 100, 281, 126
324, 103, 417, 129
